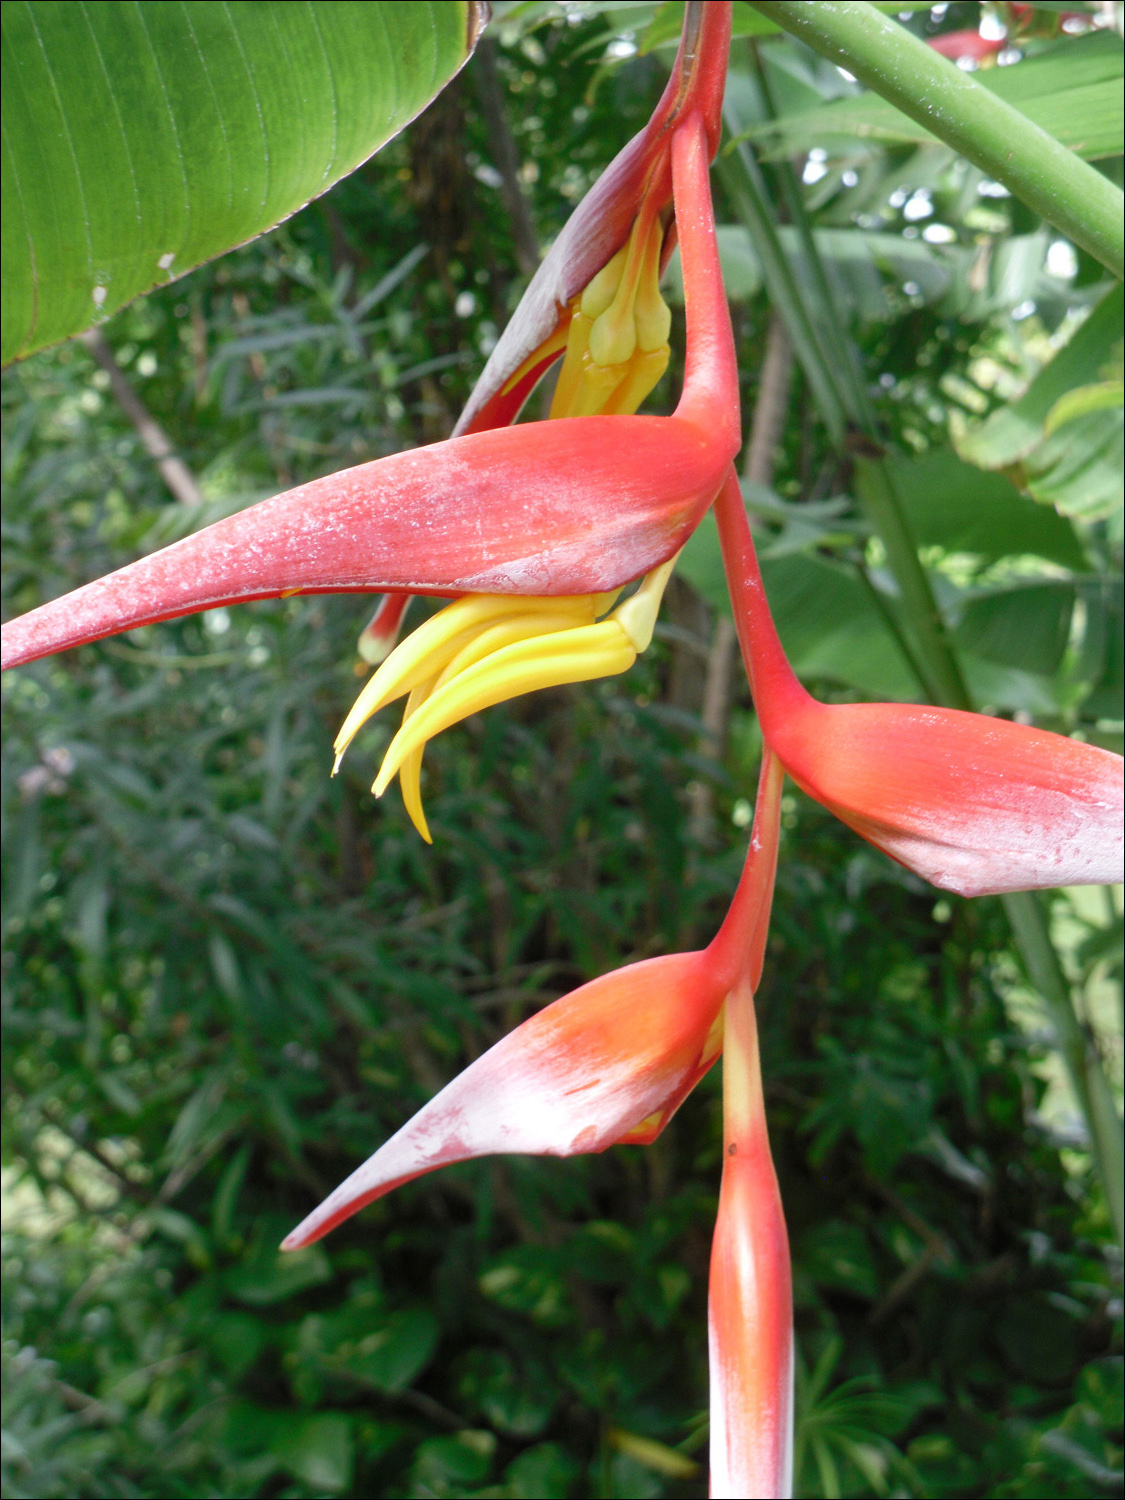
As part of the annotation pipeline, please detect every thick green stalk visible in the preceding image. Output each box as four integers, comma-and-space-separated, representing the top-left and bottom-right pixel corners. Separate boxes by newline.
723, 9, 1123, 1242
852, 457, 972, 710
750, 0, 1124, 279
715, 141, 849, 443
1003, 891, 1125, 1251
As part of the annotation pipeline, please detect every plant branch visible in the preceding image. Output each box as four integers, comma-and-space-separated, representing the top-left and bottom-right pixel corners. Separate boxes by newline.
80, 331, 203, 506
748, 0, 1124, 279
1003, 890, 1125, 1251
472, 37, 541, 278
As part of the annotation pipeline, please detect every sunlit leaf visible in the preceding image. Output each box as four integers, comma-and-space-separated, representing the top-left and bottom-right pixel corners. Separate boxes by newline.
746, 32, 1125, 162
957, 283, 1123, 470
1, 0, 485, 363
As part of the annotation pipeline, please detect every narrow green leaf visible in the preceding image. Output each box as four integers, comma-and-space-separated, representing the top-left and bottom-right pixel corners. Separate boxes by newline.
1045, 380, 1125, 435
1, 0, 485, 364
748, 32, 1125, 163
957, 283, 1124, 470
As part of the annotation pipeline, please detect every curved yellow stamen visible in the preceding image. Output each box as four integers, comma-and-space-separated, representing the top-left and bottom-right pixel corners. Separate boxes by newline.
374, 554, 679, 817
388, 610, 604, 841
335, 593, 593, 769
436, 609, 598, 683
396, 681, 438, 844
374, 622, 637, 797
335, 199, 680, 840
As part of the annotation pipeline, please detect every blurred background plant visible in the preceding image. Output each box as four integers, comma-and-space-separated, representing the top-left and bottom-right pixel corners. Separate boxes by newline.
2, 2, 1122, 1496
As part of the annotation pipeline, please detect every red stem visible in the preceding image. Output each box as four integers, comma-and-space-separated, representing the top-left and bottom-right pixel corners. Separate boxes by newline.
670, 122, 740, 451
714, 466, 813, 744
707, 745, 783, 993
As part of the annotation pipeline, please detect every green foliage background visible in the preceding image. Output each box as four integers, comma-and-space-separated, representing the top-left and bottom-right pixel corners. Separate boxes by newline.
2, 5, 1122, 1497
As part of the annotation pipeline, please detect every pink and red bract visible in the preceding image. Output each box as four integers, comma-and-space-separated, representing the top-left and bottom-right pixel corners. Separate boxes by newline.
713, 470, 1123, 897
0, 6, 737, 673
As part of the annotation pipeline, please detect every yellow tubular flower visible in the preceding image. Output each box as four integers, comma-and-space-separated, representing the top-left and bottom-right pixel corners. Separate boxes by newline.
338, 204, 680, 838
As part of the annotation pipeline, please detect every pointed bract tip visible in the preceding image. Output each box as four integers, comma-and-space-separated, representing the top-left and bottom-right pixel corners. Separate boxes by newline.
281, 948, 726, 1247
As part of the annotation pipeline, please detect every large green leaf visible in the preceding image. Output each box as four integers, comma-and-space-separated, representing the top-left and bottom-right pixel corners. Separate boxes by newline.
884, 448, 1088, 570
958, 284, 1123, 469
955, 581, 1077, 676
746, 31, 1124, 162
1, 0, 485, 365
956, 283, 1124, 522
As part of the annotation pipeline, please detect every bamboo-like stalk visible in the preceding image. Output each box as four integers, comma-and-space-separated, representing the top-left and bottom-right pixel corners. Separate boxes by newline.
720, 13, 1124, 1246
749, 0, 1125, 279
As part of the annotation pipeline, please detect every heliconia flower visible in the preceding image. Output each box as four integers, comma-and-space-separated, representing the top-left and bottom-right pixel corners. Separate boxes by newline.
320, 6, 735, 833
454, 0, 730, 437
351, 0, 729, 682
1, 5, 736, 682
280, 745, 784, 1252
715, 469, 1124, 897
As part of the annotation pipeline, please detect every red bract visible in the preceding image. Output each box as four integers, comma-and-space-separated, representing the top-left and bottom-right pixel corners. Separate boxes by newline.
455, 1, 730, 435
282, 747, 793, 1499
281, 746, 782, 1252
709, 976, 792, 1500
0, 10, 736, 674
715, 470, 1124, 896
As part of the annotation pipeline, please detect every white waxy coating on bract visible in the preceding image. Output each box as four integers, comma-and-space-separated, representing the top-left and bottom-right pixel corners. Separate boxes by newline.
281, 950, 723, 1250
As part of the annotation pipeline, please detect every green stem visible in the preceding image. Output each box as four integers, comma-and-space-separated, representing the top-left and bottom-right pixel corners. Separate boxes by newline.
720, 8, 1124, 1241
1003, 891, 1125, 1252
715, 141, 849, 443
852, 456, 972, 711
749, 0, 1125, 280
853, 559, 930, 699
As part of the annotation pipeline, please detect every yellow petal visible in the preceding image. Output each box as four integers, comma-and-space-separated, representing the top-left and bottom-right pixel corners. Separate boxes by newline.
375, 622, 636, 795
435, 609, 596, 684
334, 593, 591, 765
